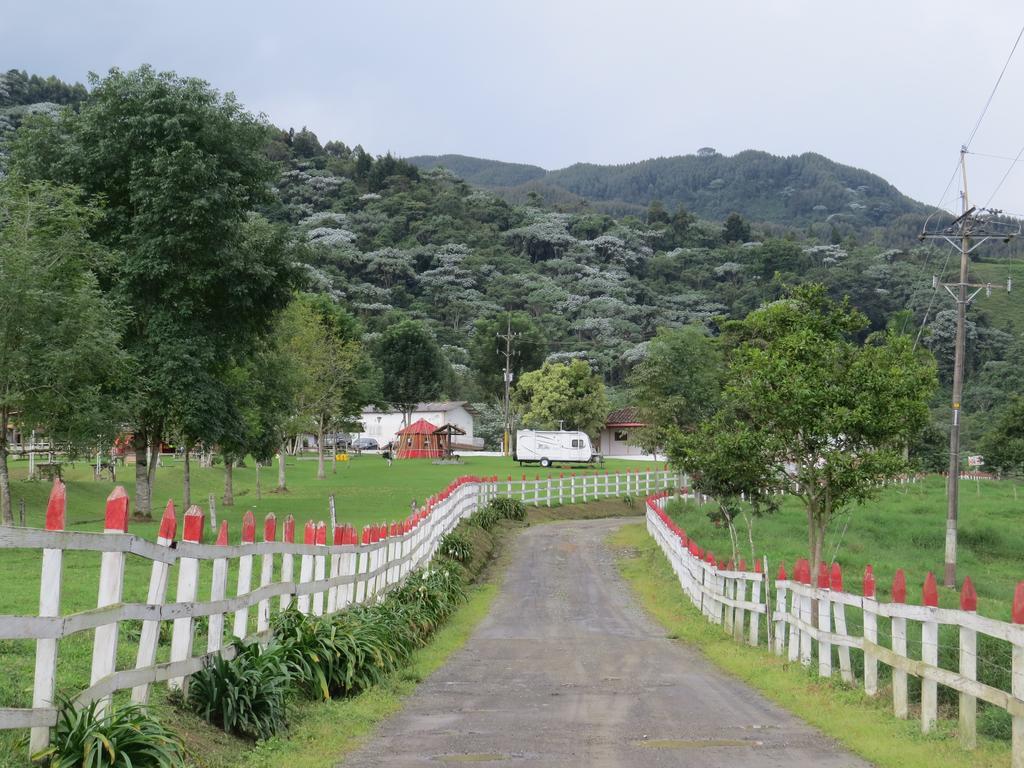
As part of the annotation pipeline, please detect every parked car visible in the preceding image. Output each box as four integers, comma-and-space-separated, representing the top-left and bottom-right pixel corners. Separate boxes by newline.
353, 437, 379, 451
324, 433, 353, 449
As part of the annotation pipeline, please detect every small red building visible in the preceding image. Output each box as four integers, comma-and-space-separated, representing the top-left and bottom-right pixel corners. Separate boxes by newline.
395, 418, 444, 459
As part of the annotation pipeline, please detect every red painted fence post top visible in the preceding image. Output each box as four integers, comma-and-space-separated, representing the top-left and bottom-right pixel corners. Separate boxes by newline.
739, 559, 747, 572
333, 525, 345, 545
216, 520, 229, 546
104, 486, 130, 533
158, 500, 177, 541
777, 563, 787, 580
922, 572, 939, 608
817, 562, 829, 589
44, 478, 66, 531
183, 505, 205, 543
315, 521, 327, 545
1013, 582, 1024, 624
863, 565, 875, 597
241, 510, 256, 544
960, 576, 977, 612
283, 514, 295, 543
303, 520, 316, 545
263, 513, 277, 542
361, 527, 371, 545
830, 563, 843, 592
754, 560, 762, 574
892, 569, 907, 604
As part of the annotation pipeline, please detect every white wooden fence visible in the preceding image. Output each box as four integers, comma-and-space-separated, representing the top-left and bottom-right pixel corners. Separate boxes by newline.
0, 467, 677, 758
645, 492, 1024, 767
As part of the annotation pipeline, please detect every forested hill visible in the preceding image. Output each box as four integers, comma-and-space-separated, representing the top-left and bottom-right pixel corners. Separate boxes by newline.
407, 150, 930, 239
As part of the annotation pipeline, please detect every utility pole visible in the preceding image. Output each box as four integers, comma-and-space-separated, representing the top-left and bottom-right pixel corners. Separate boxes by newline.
497, 316, 520, 457
919, 147, 1017, 587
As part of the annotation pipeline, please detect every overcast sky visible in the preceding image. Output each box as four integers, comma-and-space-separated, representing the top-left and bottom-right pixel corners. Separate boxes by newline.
5, 1, 1024, 214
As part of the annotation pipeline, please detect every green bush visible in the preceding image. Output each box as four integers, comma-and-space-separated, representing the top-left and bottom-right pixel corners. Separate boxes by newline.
36, 697, 185, 767
188, 640, 290, 740
468, 506, 500, 530
439, 530, 472, 562
489, 496, 526, 521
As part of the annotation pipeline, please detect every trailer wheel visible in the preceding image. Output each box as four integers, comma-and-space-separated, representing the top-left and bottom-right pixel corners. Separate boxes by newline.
540, 457, 551, 468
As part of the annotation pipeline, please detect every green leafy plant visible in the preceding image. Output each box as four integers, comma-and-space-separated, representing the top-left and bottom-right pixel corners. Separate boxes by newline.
468, 506, 500, 530
439, 530, 472, 562
35, 697, 185, 767
188, 641, 290, 740
489, 496, 526, 521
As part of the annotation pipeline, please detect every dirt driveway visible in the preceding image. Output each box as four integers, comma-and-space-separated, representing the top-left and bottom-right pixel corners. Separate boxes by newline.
341, 518, 869, 767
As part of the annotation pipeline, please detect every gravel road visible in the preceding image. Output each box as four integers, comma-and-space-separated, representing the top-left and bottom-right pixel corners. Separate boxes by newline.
341, 518, 870, 767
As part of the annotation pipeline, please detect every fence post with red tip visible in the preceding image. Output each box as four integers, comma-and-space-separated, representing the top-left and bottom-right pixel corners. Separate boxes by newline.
279, 514, 296, 611
891, 568, 909, 719
233, 511, 256, 638
297, 521, 316, 614
169, 504, 205, 693
328, 523, 344, 614
816, 561, 833, 679
30, 480, 66, 755
732, 565, 747, 645
748, 559, 763, 648
131, 500, 178, 705
959, 576, 978, 749
207, 521, 230, 654
89, 486, 130, 713
862, 564, 878, 696
257, 514, 276, 632
829, 563, 853, 684
797, 560, 813, 668
312, 522, 328, 616
921, 571, 939, 732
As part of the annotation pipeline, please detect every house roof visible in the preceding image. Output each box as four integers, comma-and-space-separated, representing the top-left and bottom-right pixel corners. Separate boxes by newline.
605, 406, 645, 428
364, 401, 480, 416
397, 418, 440, 435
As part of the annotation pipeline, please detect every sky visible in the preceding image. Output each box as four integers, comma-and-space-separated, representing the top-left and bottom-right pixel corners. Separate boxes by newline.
5, 0, 1024, 215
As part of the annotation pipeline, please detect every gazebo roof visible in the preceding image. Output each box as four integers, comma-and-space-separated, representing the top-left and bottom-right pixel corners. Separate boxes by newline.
397, 418, 440, 435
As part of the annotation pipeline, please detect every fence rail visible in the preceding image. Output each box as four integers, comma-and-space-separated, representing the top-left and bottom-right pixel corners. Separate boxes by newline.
0, 467, 678, 759
645, 492, 1024, 767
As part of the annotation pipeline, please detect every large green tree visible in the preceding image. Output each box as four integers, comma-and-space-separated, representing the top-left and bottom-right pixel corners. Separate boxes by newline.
376, 319, 448, 428
0, 178, 123, 523
980, 397, 1024, 478
711, 284, 936, 576
628, 325, 722, 452
13, 66, 297, 518
514, 359, 608, 437
470, 312, 547, 401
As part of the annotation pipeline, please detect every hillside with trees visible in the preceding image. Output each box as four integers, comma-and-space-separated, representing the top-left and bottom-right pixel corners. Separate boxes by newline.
3, 68, 1021, 465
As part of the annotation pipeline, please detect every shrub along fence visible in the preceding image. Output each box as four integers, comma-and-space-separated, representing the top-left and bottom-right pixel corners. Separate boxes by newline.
0, 467, 679, 759
645, 491, 1024, 768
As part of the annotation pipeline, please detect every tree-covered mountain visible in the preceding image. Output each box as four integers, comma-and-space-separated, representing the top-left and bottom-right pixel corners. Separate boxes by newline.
408, 149, 931, 242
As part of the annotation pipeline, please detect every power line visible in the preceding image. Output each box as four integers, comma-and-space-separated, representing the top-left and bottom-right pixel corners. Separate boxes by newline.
964, 22, 1024, 149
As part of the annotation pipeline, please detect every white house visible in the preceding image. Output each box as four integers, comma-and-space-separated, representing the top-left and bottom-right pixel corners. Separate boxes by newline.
360, 402, 482, 449
598, 407, 648, 457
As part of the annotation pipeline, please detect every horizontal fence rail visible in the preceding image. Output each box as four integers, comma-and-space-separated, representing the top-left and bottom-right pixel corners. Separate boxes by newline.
0, 467, 678, 758
645, 492, 1024, 767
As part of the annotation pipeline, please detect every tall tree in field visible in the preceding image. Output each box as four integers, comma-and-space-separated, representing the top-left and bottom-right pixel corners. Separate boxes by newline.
280, 295, 376, 480
13, 66, 297, 518
513, 360, 608, 437
628, 325, 722, 453
0, 178, 123, 523
470, 312, 547, 401
377, 320, 448, 428
713, 284, 935, 577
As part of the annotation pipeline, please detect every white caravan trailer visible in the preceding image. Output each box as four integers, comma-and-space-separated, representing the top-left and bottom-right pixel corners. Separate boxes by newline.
514, 430, 600, 467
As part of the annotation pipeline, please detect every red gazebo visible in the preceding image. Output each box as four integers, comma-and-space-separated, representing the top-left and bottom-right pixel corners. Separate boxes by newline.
395, 418, 444, 459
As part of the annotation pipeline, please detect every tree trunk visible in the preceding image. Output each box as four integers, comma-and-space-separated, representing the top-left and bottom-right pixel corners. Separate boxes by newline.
183, 446, 191, 510
316, 422, 326, 481
223, 460, 234, 506
277, 448, 287, 491
134, 433, 152, 520
0, 408, 11, 525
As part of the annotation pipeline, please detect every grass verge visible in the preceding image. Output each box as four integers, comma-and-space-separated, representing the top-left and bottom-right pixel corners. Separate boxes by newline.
608, 521, 1014, 768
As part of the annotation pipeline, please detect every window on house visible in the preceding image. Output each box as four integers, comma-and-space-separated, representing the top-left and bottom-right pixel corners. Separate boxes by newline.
614, 431, 628, 442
